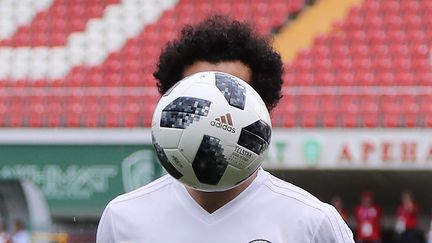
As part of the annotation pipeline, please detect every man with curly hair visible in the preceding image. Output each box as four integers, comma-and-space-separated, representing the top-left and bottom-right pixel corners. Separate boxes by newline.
97, 15, 354, 243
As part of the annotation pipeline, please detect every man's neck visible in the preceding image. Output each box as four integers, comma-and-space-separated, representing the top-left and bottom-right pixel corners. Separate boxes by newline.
185, 171, 258, 213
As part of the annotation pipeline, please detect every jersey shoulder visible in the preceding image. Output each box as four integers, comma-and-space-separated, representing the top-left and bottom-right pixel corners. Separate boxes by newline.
262, 172, 336, 217
109, 174, 173, 206
262, 172, 354, 242
263, 173, 324, 207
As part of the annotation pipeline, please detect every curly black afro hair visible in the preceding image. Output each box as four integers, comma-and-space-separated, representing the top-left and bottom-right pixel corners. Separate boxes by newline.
153, 15, 284, 111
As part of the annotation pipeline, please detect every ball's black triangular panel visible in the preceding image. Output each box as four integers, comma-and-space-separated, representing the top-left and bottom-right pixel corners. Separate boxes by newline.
163, 97, 211, 115
215, 73, 246, 110
161, 111, 202, 129
237, 120, 271, 155
242, 120, 271, 143
192, 135, 228, 185
237, 130, 268, 155
161, 97, 211, 129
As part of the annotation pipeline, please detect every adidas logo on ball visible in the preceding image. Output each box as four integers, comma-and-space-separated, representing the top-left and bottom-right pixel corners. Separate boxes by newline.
210, 113, 236, 133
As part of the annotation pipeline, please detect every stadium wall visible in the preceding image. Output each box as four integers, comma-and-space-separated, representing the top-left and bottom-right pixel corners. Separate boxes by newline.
1, 128, 431, 225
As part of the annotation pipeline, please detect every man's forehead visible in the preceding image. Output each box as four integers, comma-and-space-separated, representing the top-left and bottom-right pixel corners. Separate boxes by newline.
182, 61, 252, 84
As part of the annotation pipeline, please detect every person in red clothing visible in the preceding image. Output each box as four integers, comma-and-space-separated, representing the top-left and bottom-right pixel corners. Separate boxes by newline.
354, 191, 382, 243
396, 191, 418, 232
395, 191, 425, 243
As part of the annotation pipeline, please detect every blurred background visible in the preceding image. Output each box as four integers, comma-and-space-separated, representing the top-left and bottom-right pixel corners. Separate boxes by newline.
0, 0, 431, 242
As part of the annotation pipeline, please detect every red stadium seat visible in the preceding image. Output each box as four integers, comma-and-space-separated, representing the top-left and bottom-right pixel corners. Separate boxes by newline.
341, 112, 359, 127
300, 111, 320, 127
424, 114, 432, 127
381, 1, 400, 13
400, 1, 420, 14
382, 113, 400, 127
361, 112, 378, 128
383, 15, 403, 31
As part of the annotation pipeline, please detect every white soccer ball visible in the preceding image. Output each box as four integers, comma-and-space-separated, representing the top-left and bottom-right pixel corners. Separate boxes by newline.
151, 71, 271, 191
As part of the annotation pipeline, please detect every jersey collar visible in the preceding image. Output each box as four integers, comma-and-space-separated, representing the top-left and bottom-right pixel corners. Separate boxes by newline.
172, 168, 268, 224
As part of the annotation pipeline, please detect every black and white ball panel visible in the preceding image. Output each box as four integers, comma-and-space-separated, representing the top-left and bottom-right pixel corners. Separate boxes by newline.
162, 97, 211, 116
160, 97, 211, 129
162, 148, 201, 188
192, 135, 229, 185
215, 72, 246, 110
151, 126, 183, 149
153, 141, 183, 180
242, 119, 271, 143
220, 151, 261, 188
237, 120, 271, 155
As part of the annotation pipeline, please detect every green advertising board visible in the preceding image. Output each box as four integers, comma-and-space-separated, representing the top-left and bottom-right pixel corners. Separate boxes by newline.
0, 144, 164, 218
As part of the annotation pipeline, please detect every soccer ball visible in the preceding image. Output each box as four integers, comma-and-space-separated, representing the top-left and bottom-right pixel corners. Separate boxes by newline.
151, 71, 271, 191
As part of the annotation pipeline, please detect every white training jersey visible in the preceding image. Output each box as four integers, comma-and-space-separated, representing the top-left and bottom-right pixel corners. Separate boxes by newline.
97, 169, 354, 243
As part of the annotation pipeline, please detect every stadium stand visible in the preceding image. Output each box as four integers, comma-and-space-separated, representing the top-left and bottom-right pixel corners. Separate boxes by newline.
0, 0, 120, 47
0, 0, 430, 128
273, 0, 432, 127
